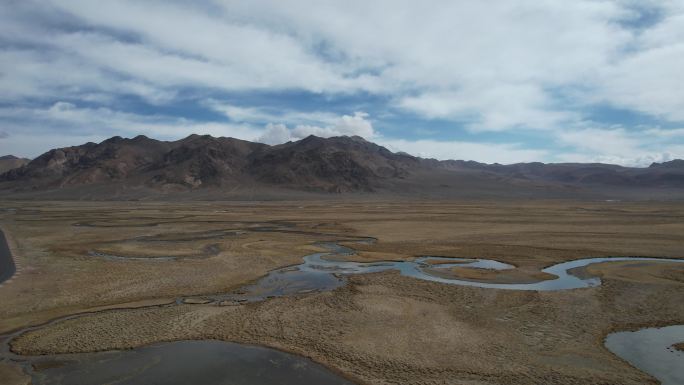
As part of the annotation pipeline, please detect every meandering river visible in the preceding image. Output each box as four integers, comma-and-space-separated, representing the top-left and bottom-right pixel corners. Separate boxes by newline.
203, 241, 684, 303
2, 232, 684, 384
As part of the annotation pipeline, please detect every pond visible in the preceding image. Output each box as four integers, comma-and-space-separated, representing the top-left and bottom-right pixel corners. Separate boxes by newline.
605, 325, 684, 385
29, 340, 355, 385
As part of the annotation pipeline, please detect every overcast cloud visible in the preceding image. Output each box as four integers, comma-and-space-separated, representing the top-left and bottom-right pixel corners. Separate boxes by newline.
0, 0, 683, 165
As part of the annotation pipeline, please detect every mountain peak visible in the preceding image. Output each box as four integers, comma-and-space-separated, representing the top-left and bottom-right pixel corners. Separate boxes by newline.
649, 159, 684, 168
1, 134, 684, 198
102, 136, 124, 144
181, 133, 216, 142
131, 134, 150, 142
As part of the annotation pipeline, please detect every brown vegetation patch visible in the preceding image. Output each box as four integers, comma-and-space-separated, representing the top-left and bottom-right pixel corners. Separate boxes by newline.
426, 266, 557, 284
2, 200, 684, 384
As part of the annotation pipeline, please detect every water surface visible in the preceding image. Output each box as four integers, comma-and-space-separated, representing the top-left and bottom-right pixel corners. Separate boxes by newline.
605, 325, 684, 385
30, 340, 355, 385
5, 235, 684, 385
208, 242, 684, 300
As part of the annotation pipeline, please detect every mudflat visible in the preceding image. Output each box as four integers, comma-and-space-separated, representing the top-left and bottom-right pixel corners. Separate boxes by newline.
1, 200, 684, 384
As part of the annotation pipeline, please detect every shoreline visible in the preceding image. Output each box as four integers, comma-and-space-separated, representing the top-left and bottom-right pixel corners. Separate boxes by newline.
0, 229, 16, 284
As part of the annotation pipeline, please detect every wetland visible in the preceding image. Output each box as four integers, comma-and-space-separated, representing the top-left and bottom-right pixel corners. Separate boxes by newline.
1, 200, 684, 384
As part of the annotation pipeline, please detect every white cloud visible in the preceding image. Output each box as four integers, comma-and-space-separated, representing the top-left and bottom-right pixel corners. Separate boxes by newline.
0, 103, 263, 157
2, 101, 682, 166
555, 152, 680, 167
593, 43, 684, 121
3, 0, 682, 127
322, 112, 374, 138
1, 1, 684, 165
2, 1, 377, 97
378, 138, 547, 164
205, 101, 342, 126
48, 101, 77, 113
211, 0, 635, 130
557, 128, 641, 155
205, 101, 377, 144
257, 112, 375, 144
0, 133, 109, 159
0, 48, 176, 104
644, 127, 684, 138
555, 126, 684, 166
399, 85, 576, 131
0, 103, 376, 157
258, 124, 292, 145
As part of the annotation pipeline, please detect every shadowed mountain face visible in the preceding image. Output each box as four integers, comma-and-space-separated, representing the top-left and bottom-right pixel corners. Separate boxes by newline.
0, 135, 418, 195
1, 135, 683, 200
246, 136, 417, 192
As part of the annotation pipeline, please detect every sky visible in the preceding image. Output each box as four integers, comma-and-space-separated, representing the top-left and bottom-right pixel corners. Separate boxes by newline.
0, 0, 683, 166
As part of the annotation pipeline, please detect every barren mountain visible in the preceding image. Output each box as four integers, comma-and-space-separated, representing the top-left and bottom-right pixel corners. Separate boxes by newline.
246, 135, 417, 192
1, 135, 683, 200
437, 160, 684, 187
0, 155, 30, 174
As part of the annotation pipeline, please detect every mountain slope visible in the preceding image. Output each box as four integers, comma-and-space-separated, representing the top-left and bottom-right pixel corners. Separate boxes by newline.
0, 135, 420, 196
246, 135, 417, 192
1, 135, 683, 200
0, 155, 30, 174
437, 160, 684, 188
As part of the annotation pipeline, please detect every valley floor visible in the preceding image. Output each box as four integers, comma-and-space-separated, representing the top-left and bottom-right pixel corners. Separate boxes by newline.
1, 200, 684, 384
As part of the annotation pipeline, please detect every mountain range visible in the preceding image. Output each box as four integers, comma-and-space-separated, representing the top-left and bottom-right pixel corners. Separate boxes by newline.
1, 135, 683, 200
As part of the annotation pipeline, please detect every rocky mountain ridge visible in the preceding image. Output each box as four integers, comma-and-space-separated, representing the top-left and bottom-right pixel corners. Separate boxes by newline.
2, 135, 683, 200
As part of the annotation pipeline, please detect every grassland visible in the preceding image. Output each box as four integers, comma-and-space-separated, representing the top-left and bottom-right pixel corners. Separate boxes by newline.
1, 200, 684, 384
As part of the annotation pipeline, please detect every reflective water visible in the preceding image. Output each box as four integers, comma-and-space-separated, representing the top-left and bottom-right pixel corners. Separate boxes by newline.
207, 242, 684, 301
605, 325, 684, 385
5, 236, 684, 385
30, 340, 355, 385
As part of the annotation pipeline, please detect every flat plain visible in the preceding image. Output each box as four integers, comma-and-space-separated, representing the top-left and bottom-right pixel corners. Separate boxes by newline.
1, 200, 684, 385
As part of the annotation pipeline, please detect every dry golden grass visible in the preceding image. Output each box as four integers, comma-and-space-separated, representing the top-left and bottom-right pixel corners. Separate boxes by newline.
2, 200, 684, 384
427, 265, 557, 283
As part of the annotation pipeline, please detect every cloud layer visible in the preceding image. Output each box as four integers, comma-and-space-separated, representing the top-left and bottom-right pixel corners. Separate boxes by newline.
0, 1, 683, 165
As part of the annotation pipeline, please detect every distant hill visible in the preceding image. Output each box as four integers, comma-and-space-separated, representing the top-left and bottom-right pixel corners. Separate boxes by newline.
0, 155, 30, 174
1, 135, 683, 200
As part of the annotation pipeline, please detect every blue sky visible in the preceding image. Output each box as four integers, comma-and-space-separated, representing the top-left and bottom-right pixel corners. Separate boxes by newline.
0, 1, 683, 165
